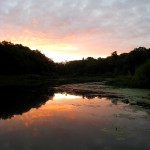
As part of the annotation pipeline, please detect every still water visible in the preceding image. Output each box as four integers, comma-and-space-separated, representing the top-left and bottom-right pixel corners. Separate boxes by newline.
0, 87, 150, 150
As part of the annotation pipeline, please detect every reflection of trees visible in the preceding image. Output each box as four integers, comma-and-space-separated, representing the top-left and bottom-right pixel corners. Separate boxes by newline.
111, 99, 118, 105
84, 95, 97, 99
0, 86, 54, 120
55, 88, 123, 102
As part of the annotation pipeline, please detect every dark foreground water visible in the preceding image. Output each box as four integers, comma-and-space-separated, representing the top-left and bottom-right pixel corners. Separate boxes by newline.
0, 86, 150, 150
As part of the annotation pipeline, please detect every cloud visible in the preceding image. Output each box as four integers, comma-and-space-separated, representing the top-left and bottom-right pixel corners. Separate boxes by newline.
0, 0, 150, 61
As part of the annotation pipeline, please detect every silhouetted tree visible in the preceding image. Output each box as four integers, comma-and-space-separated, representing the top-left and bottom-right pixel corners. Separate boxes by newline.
0, 41, 55, 75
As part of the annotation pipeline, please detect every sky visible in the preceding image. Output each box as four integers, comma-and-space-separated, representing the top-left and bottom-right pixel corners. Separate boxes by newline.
0, 0, 150, 62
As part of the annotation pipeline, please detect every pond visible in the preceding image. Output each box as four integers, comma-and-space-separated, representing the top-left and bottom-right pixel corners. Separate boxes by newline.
0, 83, 150, 150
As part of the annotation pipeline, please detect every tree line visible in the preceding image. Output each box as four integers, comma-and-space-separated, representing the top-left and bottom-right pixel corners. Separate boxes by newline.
56, 47, 150, 76
0, 41, 150, 88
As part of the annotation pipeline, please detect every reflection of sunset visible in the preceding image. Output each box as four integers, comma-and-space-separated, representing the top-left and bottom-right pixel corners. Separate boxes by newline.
8, 94, 121, 130
14, 94, 82, 127
53, 93, 81, 100
0, 92, 148, 150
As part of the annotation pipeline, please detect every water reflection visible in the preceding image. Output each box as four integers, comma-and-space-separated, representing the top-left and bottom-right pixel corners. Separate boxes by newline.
0, 86, 150, 150
0, 86, 120, 120
55, 85, 130, 105
0, 87, 54, 119
0, 91, 149, 150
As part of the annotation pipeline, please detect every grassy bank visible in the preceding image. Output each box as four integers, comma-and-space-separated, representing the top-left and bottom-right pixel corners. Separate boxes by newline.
106, 75, 150, 89
0, 74, 149, 89
0, 75, 106, 87
0, 75, 53, 87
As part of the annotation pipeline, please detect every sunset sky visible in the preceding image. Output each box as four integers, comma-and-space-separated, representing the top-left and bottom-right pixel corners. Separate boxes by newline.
0, 0, 150, 62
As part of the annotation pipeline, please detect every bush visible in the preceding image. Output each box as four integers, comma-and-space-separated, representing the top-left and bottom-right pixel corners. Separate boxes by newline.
134, 60, 150, 88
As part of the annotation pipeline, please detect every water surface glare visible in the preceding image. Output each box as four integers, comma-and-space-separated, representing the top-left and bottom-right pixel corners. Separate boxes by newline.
0, 93, 150, 150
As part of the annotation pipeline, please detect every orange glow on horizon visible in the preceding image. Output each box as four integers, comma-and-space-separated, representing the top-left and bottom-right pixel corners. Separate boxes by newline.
1, 26, 135, 62
9, 37, 110, 62
9, 37, 82, 62
1, 25, 120, 62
